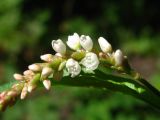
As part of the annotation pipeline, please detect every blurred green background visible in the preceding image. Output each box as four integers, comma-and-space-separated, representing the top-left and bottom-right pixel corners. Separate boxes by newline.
0, 0, 160, 119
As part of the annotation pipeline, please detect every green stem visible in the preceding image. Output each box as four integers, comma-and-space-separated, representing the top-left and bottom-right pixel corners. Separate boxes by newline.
139, 78, 160, 97
51, 70, 160, 110
1, 68, 160, 111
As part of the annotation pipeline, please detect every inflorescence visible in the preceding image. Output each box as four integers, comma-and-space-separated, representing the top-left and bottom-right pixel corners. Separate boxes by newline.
0, 33, 128, 111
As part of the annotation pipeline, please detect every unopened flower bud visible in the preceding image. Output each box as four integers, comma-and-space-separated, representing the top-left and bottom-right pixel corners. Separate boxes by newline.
11, 84, 19, 89
66, 58, 81, 77
58, 60, 66, 71
80, 35, 93, 51
7, 91, 17, 97
20, 84, 28, 99
43, 80, 51, 90
40, 54, 53, 62
23, 70, 35, 76
27, 84, 36, 93
42, 67, 53, 78
0, 91, 7, 98
81, 52, 99, 71
98, 37, 112, 53
28, 64, 41, 72
55, 53, 63, 57
13, 73, 24, 81
0, 99, 4, 104
52, 39, 66, 55
114, 49, 124, 66
67, 33, 80, 50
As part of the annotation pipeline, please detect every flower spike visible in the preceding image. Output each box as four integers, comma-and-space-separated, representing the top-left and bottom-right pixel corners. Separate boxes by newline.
2, 33, 158, 112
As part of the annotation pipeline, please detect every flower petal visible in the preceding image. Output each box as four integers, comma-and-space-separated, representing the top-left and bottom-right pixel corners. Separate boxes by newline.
52, 39, 66, 55
80, 35, 93, 51
66, 58, 81, 77
81, 52, 99, 71
67, 33, 80, 50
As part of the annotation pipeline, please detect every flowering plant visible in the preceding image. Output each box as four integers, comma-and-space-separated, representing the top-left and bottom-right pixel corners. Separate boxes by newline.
0, 33, 160, 111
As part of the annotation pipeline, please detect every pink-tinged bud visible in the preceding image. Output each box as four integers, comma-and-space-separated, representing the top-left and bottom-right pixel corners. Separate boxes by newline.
114, 49, 124, 66
28, 64, 41, 72
11, 83, 21, 90
55, 53, 63, 57
23, 70, 35, 76
0, 99, 4, 104
27, 84, 36, 93
42, 67, 53, 78
43, 80, 51, 90
0, 91, 7, 98
7, 91, 17, 97
13, 73, 24, 81
20, 85, 28, 99
40, 54, 53, 62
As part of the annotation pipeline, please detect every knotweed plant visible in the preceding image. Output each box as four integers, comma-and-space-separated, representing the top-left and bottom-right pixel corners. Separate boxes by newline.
0, 33, 160, 111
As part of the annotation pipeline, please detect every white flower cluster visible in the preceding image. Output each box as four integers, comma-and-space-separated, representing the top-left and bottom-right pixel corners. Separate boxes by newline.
51, 33, 125, 77
13, 64, 53, 99
9, 33, 125, 103
51, 33, 99, 77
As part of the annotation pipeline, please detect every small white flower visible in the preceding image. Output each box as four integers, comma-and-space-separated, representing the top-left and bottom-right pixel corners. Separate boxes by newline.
52, 39, 66, 55
114, 49, 124, 66
43, 80, 51, 90
81, 52, 99, 71
67, 33, 80, 50
80, 35, 93, 51
66, 58, 81, 77
98, 37, 112, 53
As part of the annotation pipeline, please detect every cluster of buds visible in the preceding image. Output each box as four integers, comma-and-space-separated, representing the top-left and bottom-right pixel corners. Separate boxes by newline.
0, 83, 24, 111
0, 33, 127, 111
98, 37, 128, 71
